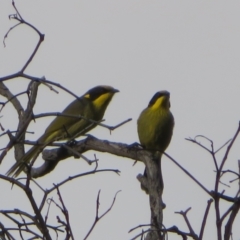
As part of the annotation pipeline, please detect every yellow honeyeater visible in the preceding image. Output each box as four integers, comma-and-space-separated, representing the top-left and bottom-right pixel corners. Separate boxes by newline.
7, 85, 119, 177
137, 90, 174, 193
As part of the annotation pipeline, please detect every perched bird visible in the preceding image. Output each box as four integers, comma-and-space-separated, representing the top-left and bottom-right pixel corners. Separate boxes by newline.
137, 90, 174, 193
7, 85, 119, 177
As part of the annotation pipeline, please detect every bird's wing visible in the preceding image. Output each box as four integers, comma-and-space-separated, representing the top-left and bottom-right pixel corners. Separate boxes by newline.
43, 98, 93, 141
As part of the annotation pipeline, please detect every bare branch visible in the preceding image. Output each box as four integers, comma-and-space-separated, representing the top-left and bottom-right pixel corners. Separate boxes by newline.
100, 118, 132, 133
224, 201, 240, 240
199, 199, 213, 240
0, 175, 51, 239
54, 185, 75, 240
129, 224, 153, 233
186, 136, 218, 171
218, 122, 240, 174
0, 82, 24, 115
186, 135, 213, 154
29, 135, 142, 178
129, 229, 152, 240
38, 168, 120, 212
10, 1, 45, 73
163, 226, 193, 240
164, 152, 210, 196
214, 139, 232, 154
175, 208, 199, 239
83, 190, 120, 240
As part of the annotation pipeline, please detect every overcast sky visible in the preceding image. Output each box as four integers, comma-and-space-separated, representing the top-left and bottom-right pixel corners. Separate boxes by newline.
1, 1, 240, 239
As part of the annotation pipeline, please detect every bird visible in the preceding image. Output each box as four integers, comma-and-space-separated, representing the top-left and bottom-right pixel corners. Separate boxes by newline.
7, 85, 119, 177
137, 90, 174, 193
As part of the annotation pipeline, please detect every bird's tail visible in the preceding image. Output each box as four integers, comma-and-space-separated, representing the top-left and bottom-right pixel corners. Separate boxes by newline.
6, 129, 59, 178
6, 145, 43, 177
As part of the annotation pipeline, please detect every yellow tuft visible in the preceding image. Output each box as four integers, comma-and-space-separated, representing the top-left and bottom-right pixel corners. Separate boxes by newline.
93, 92, 112, 110
84, 94, 90, 99
150, 96, 166, 110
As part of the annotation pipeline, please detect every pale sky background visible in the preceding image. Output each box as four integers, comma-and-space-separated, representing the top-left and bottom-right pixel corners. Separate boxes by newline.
1, 1, 240, 239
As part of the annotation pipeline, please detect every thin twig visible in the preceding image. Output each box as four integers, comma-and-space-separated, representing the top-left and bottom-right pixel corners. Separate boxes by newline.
83, 190, 121, 240
175, 208, 199, 240
129, 224, 153, 233
38, 168, 120, 212
199, 199, 213, 240
54, 185, 75, 240
164, 152, 210, 196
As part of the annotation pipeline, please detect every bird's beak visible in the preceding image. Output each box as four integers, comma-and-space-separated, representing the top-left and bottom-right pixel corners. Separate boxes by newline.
112, 88, 120, 93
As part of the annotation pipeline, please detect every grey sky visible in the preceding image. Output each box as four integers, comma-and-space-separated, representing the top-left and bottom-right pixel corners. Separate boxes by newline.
1, 1, 240, 239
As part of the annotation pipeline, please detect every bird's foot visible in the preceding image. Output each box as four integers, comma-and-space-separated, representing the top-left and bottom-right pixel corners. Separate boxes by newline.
67, 139, 78, 147
127, 142, 143, 150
